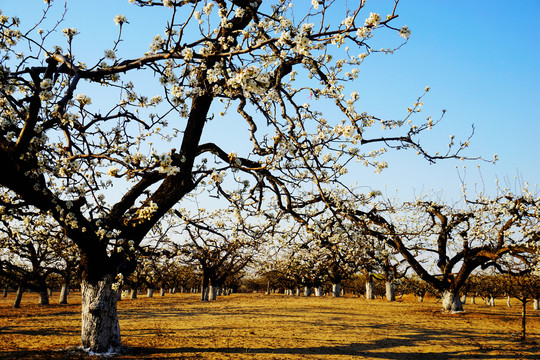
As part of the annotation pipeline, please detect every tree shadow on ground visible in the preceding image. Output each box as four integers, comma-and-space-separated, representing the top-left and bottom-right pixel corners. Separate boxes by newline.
130, 325, 540, 360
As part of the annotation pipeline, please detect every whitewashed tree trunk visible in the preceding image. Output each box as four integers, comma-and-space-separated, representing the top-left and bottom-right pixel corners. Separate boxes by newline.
489, 296, 495, 306
470, 295, 476, 304
160, 288, 165, 296
38, 288, 50, 305
417, 294, 424, 302
506, 295, 511, 307
59, 283, 69, 304
80, 276, 121, 353
385, 281, 395, 302
130, 288, 137, 299
3, 288, 7, 297
209, 285, 217, 301
314, 287, 322, 297
147, 288, 153, 298
442, 290, 464, 312
365, 280, 374, 300
304, 286, 311, 297
295, 288, 300, 296
13, 284, 24, 308
461, 294, 467, 304
533, 297, 539, 310
201, 286, 209, 301
332, 283, 341, 297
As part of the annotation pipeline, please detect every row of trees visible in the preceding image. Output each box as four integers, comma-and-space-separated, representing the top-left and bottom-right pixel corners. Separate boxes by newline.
0, 0, 538, 353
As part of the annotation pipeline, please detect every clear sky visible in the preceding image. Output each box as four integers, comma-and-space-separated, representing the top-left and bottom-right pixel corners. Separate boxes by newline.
2, 0, 539, 203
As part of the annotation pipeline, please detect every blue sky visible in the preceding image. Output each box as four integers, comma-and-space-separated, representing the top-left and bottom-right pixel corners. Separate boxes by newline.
3, 0, 539, 203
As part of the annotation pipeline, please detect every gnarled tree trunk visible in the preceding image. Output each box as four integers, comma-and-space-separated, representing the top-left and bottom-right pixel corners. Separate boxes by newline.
81, 275, 121, 353
442, 290, 463, 312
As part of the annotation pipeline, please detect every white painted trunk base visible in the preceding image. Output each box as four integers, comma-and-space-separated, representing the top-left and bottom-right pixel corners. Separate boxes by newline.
385, 282, 395, 302
442, 291, 464, 312
332, 283, 341, 297
365, 281, 374, 300
59, 283, 69, 304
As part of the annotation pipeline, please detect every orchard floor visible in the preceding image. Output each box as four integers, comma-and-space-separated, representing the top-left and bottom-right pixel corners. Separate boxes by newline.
0, 292, 538, 360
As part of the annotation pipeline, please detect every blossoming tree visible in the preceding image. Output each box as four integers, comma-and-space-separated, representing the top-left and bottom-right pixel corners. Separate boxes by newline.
343, 187, 539, 312
0, 0, 477, 353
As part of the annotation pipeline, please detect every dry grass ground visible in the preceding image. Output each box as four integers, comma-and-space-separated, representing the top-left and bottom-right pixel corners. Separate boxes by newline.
0, 291, 538, 360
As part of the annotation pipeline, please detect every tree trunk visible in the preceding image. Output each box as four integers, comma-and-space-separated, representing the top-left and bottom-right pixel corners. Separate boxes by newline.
442, 290, 463, 312
365, 279, 374, 300
59, 283, 69, 304
130, 288, 138, 299
533, 297, 539, 311
208, 285, 217, 301
38, 287, 50, 305
147, 288, 153, 298
332, 283, 341, 297
304, 286, 311, 297
201, 286, 209, 301
470, 295, 476, 304
417, 294, 424, 303
314, 286, 322, 297
461, 294, 467, 304
81, 275, 121, 353
13, 284, 24, 308
385, 281, 395, 302
160, 288, 166, 296
507, 295, 511, 308
3, 288, 7, 297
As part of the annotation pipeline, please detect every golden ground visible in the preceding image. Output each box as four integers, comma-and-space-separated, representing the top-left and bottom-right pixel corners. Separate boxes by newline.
0, 291, 538, 359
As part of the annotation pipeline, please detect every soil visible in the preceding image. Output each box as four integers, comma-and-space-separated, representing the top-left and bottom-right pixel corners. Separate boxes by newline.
0, 291, 538, 359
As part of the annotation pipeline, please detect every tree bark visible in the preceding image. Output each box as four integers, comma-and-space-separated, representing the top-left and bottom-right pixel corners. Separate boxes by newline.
304, 286, 311, 297
13, 284, 24, 308
147, 288, 153, 298
533, 297, 539, 311
3, 288, 7, 297
130, 288, 138, 299
160, 288, 166, 296
59, 283, 69, 304
442, 290, 463, 312
80, 275, 121, 353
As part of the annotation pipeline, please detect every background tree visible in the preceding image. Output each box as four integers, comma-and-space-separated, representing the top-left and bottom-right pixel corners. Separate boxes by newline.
339, 187, 539, 312
0, 206, 67, 307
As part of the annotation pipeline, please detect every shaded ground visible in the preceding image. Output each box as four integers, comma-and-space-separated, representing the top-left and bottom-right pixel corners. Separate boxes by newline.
0, 292, 538, 359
